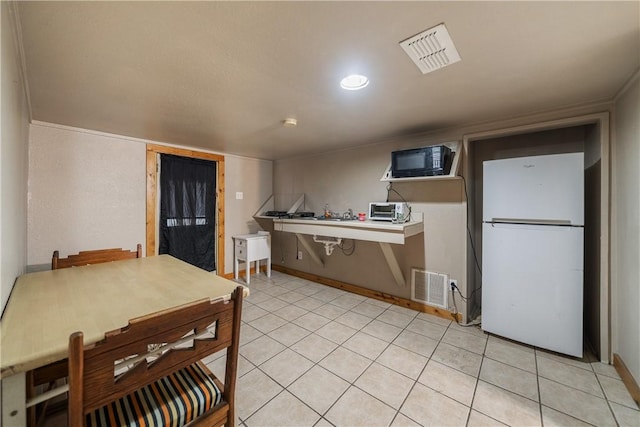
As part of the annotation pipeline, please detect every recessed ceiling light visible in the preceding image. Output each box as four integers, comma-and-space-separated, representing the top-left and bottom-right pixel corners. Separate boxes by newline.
283, 118, 297, 127
340, 74, 369, 91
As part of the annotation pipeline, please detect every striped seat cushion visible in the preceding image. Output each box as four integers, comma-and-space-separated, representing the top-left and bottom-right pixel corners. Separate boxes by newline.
86, 363, 222, 427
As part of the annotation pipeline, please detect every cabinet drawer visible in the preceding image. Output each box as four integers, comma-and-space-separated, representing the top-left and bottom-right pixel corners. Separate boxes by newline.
235, 245, 246, 260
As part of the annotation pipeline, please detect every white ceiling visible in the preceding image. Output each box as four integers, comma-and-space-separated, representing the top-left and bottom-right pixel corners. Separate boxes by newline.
17, 1, 640, 160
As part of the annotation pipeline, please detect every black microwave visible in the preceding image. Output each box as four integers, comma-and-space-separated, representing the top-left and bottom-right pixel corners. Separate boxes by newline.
391, 145, 452, 178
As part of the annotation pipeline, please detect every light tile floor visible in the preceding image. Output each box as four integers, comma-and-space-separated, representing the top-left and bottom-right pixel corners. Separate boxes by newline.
43, 271, 640, 427
221, 271, 639, 427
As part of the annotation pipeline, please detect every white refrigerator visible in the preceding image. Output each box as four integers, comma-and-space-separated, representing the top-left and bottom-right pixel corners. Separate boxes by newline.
481, 152, 584, 357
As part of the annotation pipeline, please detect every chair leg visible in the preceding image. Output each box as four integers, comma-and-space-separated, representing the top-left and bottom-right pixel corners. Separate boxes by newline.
27, 371, 36, 427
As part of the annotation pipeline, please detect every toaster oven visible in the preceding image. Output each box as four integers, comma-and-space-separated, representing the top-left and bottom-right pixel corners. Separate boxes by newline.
368, 202, 409, 222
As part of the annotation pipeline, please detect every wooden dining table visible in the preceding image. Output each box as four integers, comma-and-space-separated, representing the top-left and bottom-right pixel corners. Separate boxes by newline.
0, 255, 247, 426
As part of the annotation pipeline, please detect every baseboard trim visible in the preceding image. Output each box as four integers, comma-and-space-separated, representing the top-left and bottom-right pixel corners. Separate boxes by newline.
221, 265, 267, 280
613, 353, 640, 406
272, 265, 461, 322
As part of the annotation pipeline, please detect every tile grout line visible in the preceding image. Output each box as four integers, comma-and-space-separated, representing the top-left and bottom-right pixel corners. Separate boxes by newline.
326, 290, 485, 425
535, 346, 608, 427
247, 277, 433, 426
536, 368, 617, 401
250, 278, 497, 424
350, 308, 424, 426
591, 360, 622, 426
461, 320, 489, 426
295, 302, 405, 425
389, 316, 447, 427
535, 345, 544, 426
240, 275, 636, 427
235, 278, 321, 424
239, 278, 330, 424
240, 278, 385, 425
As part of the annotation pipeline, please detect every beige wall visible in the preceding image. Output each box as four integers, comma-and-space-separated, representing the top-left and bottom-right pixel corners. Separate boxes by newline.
612, 73, 640, 384
273, 102, 615, 323
273, 138, 468, 319
27, 123, 146, 266
27, 123, 272, 276
1, 2, 30, 314
224, 155, 273, 273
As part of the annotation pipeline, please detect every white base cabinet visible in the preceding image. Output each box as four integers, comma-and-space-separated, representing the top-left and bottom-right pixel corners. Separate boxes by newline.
233, 232, 271, 284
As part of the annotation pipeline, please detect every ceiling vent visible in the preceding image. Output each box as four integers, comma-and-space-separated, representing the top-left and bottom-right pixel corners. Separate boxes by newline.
400, 23, 461, 74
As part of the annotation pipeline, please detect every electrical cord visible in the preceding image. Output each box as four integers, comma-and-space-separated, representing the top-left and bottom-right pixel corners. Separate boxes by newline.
460, 174, 483, 302
451, 287, 460, 321
444, 174, 482, 326
451, 282, 469, 302
386, 183, 412, 223
338, 239, 356, 256
279, 229, 286, 263
450, 284, 482, 327
386, 183, 407, 203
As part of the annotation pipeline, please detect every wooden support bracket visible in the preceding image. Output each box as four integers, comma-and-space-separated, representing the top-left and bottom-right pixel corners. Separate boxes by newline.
379, 242, 406, 287
295, 233, 324, 267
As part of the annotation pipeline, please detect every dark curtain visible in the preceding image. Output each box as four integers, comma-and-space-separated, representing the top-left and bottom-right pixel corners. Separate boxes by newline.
159, 154, 216, 271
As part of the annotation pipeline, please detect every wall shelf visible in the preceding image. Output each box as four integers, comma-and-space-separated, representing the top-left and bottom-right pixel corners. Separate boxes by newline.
253, 194, 305, 219
272, 214, 424, 287
380, 141, 462, 182
272, 214, 423, 245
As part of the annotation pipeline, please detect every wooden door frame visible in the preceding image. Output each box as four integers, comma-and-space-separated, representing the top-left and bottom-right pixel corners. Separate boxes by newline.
146, 144, 225, 274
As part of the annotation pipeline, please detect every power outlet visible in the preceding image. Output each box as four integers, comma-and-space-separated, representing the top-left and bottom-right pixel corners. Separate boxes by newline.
297, 250, 303, 260
449, 279, 457, 311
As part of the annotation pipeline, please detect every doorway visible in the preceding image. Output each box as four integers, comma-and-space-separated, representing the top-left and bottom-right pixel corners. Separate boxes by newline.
159, 154, 217, 271
146, 144, 225, 274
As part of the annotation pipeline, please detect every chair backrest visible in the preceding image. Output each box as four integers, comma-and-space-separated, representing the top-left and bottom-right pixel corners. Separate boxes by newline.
52, 244, 143, 270
68, 285, 244, 426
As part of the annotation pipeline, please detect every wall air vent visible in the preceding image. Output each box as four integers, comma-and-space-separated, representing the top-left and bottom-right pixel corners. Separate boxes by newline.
411, 268, 449, 309
400, 23, 461, 74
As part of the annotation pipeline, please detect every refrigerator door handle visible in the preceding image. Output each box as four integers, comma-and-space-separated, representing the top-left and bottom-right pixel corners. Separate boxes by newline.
488, 218, 573, 226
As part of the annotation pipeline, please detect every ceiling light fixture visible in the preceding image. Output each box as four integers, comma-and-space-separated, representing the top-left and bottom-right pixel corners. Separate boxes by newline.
283, 118, 297, 127
340, 74, 369, 91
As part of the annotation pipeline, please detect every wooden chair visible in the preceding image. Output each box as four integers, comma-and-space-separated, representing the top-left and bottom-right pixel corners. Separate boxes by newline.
52, 244, 143, 270
27, 244, 143, 426
68, 286, 244, 427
